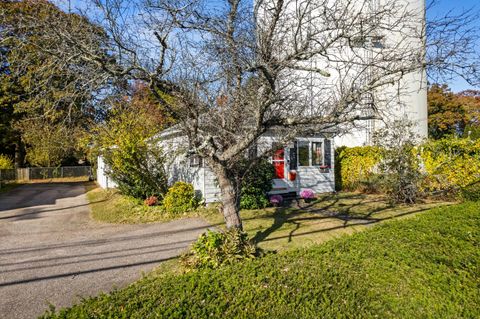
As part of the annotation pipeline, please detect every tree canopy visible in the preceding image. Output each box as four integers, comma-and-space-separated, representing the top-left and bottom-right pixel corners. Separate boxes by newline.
428, 84, 480, 139
0, 0, 111, 166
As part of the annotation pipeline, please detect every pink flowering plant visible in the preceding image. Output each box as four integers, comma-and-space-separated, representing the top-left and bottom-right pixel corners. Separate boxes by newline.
300, 189, 316, 199
269, 194, 283, 206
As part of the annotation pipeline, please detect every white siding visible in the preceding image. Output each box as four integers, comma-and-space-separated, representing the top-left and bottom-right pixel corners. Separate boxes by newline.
297, 168, 335, 193
96, 156, 118, 189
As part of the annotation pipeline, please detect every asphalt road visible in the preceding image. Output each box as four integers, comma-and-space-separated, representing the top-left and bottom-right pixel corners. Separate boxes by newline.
0, 183, 210, 319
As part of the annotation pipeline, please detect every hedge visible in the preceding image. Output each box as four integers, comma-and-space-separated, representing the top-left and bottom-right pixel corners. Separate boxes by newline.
335, 146, 382, 191
336, 138, 480, 194
419, 138, 480, 192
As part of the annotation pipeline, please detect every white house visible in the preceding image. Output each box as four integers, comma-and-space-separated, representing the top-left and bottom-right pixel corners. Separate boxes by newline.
97, 0, 427, 201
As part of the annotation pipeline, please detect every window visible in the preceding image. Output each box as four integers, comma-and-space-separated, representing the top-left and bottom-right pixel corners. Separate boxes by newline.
296, 140, 331, 168
298, 142, 310, 166
312, 142, 323, 166
189, 155, 202, 167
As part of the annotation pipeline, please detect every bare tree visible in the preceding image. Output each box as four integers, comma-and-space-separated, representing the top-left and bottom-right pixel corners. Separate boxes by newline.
4, 0, 431, 229
426, 0, 480, 87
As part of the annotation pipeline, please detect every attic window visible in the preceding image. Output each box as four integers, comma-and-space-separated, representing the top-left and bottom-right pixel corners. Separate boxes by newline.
189, 155, 202, 167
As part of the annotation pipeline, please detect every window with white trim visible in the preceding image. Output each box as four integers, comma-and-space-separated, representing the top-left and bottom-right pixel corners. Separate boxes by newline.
296, 140, 331, 168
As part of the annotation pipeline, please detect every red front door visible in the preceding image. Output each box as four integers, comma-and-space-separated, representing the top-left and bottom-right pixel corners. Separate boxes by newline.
273, 149, 285, 179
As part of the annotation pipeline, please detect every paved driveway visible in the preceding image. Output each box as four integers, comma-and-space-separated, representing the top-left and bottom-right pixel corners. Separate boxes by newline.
0, 183, 210, 319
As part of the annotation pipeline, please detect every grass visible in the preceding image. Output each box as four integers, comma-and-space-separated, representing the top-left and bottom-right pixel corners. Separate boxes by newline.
202, 193, 450, 252
87, 184, 450, 252
86, 185, 199, 224
41, 201, 480, 318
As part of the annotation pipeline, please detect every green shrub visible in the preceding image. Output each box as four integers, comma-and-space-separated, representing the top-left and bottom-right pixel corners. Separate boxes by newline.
460, 181, 480, 201
239, 159, 275, 210
163, 182, 199, 214
0, 154, 14, 169
104, 143, 168, 200
181, 229, 260, 269
357, 174, 385, 194
240, 186, 269, 209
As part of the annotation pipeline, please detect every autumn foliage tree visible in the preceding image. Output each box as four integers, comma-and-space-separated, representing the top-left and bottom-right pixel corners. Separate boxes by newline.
93, 83, 174, 199
428, 84, 480, 139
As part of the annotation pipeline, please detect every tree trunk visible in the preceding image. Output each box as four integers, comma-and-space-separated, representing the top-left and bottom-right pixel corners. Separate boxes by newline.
14, 139, 25, 168
212, 164, 243, 230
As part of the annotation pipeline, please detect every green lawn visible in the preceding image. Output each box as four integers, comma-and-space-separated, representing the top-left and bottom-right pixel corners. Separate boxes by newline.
203, 193, 450, 252
41, 201, 480, 318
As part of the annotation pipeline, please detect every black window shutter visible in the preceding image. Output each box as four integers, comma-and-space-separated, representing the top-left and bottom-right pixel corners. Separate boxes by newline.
289, 142, 298, 170
324, 139, 332, 167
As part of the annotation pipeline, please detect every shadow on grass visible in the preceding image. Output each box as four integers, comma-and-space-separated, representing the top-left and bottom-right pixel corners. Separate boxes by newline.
252, 193, 436, 246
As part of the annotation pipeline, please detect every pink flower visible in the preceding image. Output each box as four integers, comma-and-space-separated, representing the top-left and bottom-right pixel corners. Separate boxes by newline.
300, 189, 315, 199
269, 195, 283, 205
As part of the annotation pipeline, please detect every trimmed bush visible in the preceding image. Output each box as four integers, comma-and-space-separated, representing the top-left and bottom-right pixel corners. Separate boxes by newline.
239, 159, 275, 210
163, 182, 199, 214
419, 138, 480, 194
181, 229, 260, 270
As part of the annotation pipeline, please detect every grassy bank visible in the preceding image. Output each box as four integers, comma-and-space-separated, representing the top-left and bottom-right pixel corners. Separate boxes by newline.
87, 186, 175, 224
42, 201, 480, 318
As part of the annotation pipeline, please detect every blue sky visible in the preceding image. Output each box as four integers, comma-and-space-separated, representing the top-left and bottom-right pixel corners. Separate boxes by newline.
427, 0, 480, 92
53, 0, 479, 92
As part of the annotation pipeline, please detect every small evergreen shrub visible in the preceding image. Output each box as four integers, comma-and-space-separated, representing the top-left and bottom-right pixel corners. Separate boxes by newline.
181, 229, 260, 269
239, 159, 275, 210
163, 182, 199, 214
0, 154, 14, 169
240, 186, 269, 209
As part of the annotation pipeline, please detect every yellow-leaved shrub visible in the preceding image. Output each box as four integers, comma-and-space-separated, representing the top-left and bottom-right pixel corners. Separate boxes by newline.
0, 154, 14, 169
419, 138, 480, 192
335, 146, 382, 191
